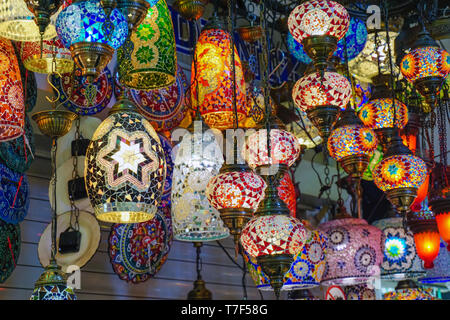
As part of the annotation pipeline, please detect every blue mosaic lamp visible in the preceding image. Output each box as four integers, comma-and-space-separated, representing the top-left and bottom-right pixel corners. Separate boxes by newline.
56, 0, 128, 81
419, 240, 450, 284
0, 163, 29, 224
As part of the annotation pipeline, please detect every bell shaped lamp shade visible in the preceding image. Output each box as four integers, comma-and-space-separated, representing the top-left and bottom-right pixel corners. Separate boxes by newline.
190, 26, 247, 130
84, 98, 166, 224
419, 240, 450, 284
0, 37, 25, 142
117, 0, 176, 90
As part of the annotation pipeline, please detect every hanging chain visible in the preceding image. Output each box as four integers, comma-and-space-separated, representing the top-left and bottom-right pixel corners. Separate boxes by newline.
227, 0, 239, 131
195, 243, 203, 280
51, 138, 58, 260
69, 117, 81, 232
324, 161, 331, 202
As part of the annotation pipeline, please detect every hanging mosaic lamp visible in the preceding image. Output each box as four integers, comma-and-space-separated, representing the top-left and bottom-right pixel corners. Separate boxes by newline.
109, 204, 172, 283
407, 204, 440, 269
20, 38, 73, 74
0, 37, 25, 142
383, 279, 436, 300
373, 135, 427, 215
0, 219, 20, 283
172, 0, 208, 21
190, 14, 247, 130
117, 0, 176, 90
12, 41, 37, 113
243, 80, 277, 129
84, 97, 166, 223
292, 68, 352, 140
0, 163, 30, 224
436, 210, 450, 251
328, 108, 378, 179
277, 173, 297, 217
344, 284, 376, 300
56, 0, 128, 82
172, 119, 229, 241
288, 0, 349, 74
318, 210, 383, 286
0, 0, 63, 41
244, 229, 327, 291
400, 28, 450, 107
410, 173, 430, 212
419, 240, 450, 284
285, 111, 323, 149
372, 214, 425, 280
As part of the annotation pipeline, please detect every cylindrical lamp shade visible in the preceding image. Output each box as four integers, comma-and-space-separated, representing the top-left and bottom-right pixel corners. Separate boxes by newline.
245, 229, 327, 290
419, 241, 450, 284
20, 38, 73, 74
191, 28, 247, 130
292, 71, 351, 112
328, 125, 378, 161
117, 0, 176, 90
243, 129, 301, 170
278, 173, 297, 217
372, 217, 425, 280
288, 0, 349, 44
318, 218, 383, 286
56, 0, 128, 50
401, 47, 450, 83
85, 99, 166, 223
0, 37, 25, 142
358, 99, 408, 130
0, 163, 29, 224
373, 155, 427, 192
241, 215, 308, 258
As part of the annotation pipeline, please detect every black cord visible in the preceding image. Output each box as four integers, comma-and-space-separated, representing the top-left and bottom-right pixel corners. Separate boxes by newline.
216, 240, 244, 271
241, 253, 248, 300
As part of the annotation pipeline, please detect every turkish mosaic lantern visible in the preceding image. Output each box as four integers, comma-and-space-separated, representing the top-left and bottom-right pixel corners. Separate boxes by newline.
277, 173, 297, 217
0, 37, 25, 142
0, 219, 20, 283
190, 17, 247, 130
117, 0, 176, 90
109, 204, 172, 283
292, 69, 351, 140
0, 163, 29, 224
372, 216, 425, 280
288, 0, 349, 74
84, 98, 167, 224
383, 280, 436, 300
419, 240, 450, 284
373, 135, 427, 214
318, 217, 383, 286
400, 29, 450, 107
172, 0, 208, 21
20, 38, 73, 74
344, 284, 376, 300
56, 0, 128, 82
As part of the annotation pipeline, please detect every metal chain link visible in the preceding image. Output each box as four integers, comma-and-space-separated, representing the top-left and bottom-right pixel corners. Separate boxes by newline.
69, 117, 81, 232
51, 139, 58, 259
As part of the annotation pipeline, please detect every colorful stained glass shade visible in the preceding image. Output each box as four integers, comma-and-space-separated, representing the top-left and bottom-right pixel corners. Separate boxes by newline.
383, 287, 436, 300
51, 67, 113, 115
56, 0, 128, 50
115, 64, 188, 132
288, 0, 349, 44
278, 173, 297, 217
12, 41, 37, 113
109, 204, 172, 283
318, 218, 383, 286
362, 145, 383, 181
0, 37, 25, 142
0, 115, 35, 174
419, 240, 450, 284
0, 219, 20, 283
30, 285, 77, 300
240, 215, 308, 258
245, 229, 327, 290
118, 0, 176, 90
0, 163, 29, 224
358, 98, 408, 130
373, 155, 427, 192
328, 124, 378, 161
84, 100, 166, 223
191, 28, 247, 130
372, 217, 424, 280
292, 71, 352, 112
401, 47, 450, 83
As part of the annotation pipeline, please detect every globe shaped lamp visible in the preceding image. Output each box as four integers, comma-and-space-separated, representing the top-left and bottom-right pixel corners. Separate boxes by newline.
84, 98, 166, 223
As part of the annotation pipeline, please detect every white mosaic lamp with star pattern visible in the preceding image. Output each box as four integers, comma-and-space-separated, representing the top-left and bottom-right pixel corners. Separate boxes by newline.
85, 98, 166, 223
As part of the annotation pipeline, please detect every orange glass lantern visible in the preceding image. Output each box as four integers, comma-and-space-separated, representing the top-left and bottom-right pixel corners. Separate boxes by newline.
400, 133, 417, 155
410, 174, 430, 213
436, 212, 450, 251
278, 172, 297, 217
0, 37, 25, 142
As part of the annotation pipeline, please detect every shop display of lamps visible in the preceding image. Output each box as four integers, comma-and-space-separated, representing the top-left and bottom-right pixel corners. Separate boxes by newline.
84, 97, 166, 223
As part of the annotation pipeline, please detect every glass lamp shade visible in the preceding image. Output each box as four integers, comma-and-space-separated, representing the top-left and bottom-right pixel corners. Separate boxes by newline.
292, 71, 352, 112
0, 37, 25, 142
288, 0, 349, 44
362, 145, 383, 181
240, 214, 308, 258
287, 32, 312, 64
244, 229, 327, 290
328, 124, 378, 161
243, 82, 277, 129
383, 285, 436, 300
84, 99, 167, 224
56, 0, 128, 50
0, 219, 20, 283
419, 240, 450, 284
436, 212, 450, 251
318, 218, 383, 286
372, 217, 425, 280
358, 98, 408, 130
373, 155, 427, 192
410, 174, 430, 212
0, 163, 29, 224
243, 129, 301, 170
206, 171, 266, 212
278, 173, 297, 217
400, 47, 450, 84
344, 284, 376, 300
117, 0, 176, 90
30, 261, 77, 300
190, 28, 247, 130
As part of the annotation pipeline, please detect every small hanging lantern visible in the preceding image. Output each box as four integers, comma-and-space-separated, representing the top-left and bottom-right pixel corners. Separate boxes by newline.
23, 0, 63, 41
172, 0, 208, 21
117, 0, 176, 90
84, 98, 166, 223
383, 279, 436, 300
419, 240, 450, 284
